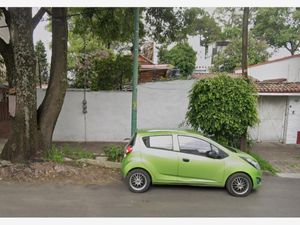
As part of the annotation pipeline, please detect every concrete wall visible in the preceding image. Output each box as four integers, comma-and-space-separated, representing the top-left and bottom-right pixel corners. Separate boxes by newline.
37, 80, 300, 144
37, 80, 195, 142
235, 57, 300, 82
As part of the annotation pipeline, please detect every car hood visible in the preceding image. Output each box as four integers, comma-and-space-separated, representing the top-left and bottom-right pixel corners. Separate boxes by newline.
226, 146, 256, 161
234, 149, 256, 161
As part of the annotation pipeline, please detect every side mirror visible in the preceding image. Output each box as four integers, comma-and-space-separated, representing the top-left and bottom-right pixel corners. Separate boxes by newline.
206, 150, 218, 159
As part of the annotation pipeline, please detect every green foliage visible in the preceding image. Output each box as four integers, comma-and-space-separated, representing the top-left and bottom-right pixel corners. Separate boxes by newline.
211, 35, 270, 73
104, 144, 124, 162
44, 145, 94, 163
159, 42, 196, 77
70, 8, 137, 47
44, 146, 65, 163
253, 8, 300, 55
186, 74, 259, 147
59, 144, 94, 160
72, 52, 132, 91
34, 40, 49, 84
247, 152, 279, 174
186, 9, 221, 49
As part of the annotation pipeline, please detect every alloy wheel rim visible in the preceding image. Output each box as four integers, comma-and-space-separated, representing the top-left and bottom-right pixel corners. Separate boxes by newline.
231, 177, 249, 195
129, 173, 147, 191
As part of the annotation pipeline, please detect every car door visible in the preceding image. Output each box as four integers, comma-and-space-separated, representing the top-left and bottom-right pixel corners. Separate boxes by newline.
141, 135, 178, 182
177, 135, 225, 185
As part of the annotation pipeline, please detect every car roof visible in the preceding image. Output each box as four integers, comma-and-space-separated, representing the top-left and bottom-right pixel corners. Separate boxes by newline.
137, 129, 202, 137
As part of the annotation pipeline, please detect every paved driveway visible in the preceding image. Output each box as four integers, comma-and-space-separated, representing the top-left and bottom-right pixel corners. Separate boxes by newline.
252, 143, 300, 173
0, 176, 299, 217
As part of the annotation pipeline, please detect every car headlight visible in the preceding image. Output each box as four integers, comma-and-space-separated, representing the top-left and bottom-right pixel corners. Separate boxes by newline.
241, 157, 261, 170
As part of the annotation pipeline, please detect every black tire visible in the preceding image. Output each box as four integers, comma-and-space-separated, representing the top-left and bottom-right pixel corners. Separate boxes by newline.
226, 173, 253, 197
126, 169, 151, 193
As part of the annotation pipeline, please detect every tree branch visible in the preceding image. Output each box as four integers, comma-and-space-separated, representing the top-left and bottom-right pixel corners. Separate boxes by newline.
42, 7, 52, 16
32, 7, 47, 30
1, 7, 10, 27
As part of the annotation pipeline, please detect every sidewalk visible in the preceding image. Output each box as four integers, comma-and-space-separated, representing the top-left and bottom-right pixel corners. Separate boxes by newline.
252, 142, 300, 174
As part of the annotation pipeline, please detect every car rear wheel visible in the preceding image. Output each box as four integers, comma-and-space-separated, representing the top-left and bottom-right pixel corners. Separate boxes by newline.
126, 169, 151, 193
226, 173, 253, 197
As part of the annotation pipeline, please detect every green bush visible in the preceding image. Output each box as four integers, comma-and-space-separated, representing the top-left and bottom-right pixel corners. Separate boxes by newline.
104, 144, 124, 162
186, 73, 259, 147
44, 145, 94, 163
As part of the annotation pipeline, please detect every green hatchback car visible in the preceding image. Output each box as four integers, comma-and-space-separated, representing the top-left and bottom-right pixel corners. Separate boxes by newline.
121, 129, 262, 197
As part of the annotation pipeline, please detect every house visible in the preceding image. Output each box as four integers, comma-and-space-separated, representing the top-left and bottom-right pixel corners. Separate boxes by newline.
138, 54, 173, 83
234, 54, 300, 82
232, 55, 300, 144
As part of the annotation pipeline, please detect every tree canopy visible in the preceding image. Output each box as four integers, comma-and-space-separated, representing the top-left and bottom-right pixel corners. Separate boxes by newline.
159, 42, 196, 77
253, 8, 300, 55
210, 7, 270, 73
211, 35, 270, 73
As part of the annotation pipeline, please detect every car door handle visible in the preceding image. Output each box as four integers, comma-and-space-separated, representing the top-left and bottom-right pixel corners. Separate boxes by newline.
182, 158, 190, 162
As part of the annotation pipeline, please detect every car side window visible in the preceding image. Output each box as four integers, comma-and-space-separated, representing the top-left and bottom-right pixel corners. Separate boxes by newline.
178, 136, 211, 156
143, 135, 173, 150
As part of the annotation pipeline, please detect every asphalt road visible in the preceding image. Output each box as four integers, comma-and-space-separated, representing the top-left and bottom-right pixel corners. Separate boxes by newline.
0, 176, 299, 217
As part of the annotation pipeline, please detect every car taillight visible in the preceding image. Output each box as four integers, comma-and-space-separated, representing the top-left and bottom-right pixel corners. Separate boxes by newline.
125, 145, 133, 155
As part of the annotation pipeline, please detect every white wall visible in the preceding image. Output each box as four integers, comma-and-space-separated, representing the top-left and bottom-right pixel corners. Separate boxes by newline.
235, 56, 300, 82
188, 35, 212, 73
37, 80, 195, 142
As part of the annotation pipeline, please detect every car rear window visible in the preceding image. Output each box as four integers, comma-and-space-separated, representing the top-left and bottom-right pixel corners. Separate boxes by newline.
142, 135, 173, 150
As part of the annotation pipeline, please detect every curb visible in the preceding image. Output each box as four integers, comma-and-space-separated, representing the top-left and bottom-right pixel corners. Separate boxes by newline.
276, 173, 300, 179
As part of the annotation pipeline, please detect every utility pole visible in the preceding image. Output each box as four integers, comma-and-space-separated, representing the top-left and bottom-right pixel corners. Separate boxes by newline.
131, 8, 139, 136
241, 7, 249, 151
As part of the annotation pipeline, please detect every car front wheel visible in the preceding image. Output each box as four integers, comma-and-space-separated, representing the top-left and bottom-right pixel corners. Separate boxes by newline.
226, 173, 253, 197
126, 169, 151, 193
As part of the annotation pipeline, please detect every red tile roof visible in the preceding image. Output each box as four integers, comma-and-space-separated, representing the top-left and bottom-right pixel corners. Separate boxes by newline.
257, 82, 300, 93
192, 73, 300, 93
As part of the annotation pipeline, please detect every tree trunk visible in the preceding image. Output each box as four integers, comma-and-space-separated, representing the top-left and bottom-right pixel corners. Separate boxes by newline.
37, 8, 68, 151
0, 7, 46, 88
1, 8, 38, 162
240, 7, 249, 151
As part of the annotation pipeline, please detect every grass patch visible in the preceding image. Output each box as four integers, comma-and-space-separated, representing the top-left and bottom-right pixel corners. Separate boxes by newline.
247, 151, 279, 175
104, 144, 124, 162
44, 144, 95, 163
